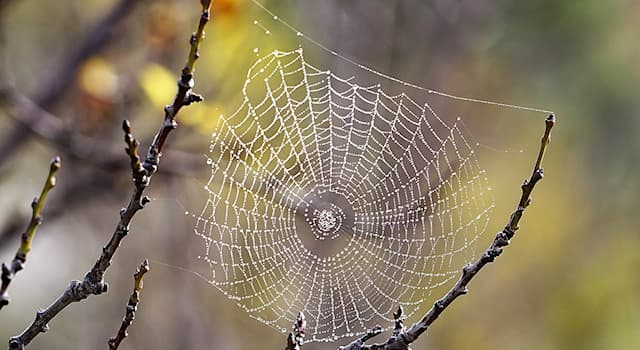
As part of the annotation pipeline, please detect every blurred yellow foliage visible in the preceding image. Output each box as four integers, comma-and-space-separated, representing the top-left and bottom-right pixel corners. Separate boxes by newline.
213, 0, 245, 15
138, 63, 176, 109
180, 101, 222, 134
78, 57, 119, 102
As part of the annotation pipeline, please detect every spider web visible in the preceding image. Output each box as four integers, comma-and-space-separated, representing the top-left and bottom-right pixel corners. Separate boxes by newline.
194, 48, 494, 342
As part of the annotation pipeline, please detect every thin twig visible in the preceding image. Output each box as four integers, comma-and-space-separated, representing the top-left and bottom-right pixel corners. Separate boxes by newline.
7, 1, 212, 348
108, 260, 150, 350
0, 157, 60, 310
0, 91, 203, 253
0, 0, 138, 168
0, 143, 202, 251
285, 313, 306, 350
337, 114, 556, 350
338, 326, 383, 350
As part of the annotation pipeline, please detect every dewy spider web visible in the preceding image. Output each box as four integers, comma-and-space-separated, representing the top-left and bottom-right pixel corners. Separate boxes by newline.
194, 47, 501, 342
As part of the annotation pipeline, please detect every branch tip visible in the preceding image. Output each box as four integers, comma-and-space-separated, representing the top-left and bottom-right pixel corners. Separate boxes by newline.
546, 113, 556, 126
108, 260, 149, 350
1, 156, 61, 311
393, 306, 403, 320
137, 259, 150, 277
393, 306, 405, 337
285, 312, 306, 350
50, 156, 61, 172
122, 119, 131, 133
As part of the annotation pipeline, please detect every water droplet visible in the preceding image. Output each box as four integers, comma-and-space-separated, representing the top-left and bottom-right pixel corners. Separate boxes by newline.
206, 158, 212, 165
265, 30, 271, 35
296, 31, 303, 37
273, 15, 278, 20
253, 47, 258, 54
184, 211, 189, 215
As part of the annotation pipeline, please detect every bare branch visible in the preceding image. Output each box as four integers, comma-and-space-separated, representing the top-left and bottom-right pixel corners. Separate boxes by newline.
108, 260, 150, 350
0, 157, 60, 310
338, 114, 556, 350
7, 1, 213, 348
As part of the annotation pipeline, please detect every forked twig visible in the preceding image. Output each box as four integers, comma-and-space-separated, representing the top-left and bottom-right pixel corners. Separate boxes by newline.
7, 1, 212, 348
108, 260, 150, 350
0, 157, 60, 310
337, 114, 556, 350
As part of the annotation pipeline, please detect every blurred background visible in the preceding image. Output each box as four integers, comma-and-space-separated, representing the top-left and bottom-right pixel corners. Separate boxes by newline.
0, 0, 638, 349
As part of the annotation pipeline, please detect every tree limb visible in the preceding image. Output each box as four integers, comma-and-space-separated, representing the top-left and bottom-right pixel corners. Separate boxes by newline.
337, 114, 556, 350
7, 1, 212, 348
108, 259, 150, 350
0, 157, 60, 310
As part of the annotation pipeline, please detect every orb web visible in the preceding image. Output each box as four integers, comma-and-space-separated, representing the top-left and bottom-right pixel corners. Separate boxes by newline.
194, 49, 494, 342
